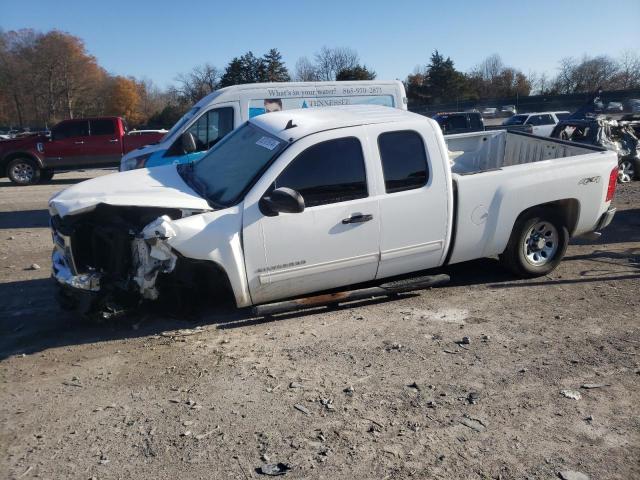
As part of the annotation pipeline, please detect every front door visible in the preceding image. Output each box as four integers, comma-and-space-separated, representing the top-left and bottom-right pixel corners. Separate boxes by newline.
242, 130, 381, 305
84, 118, 122, 166
45, 120, 90, 168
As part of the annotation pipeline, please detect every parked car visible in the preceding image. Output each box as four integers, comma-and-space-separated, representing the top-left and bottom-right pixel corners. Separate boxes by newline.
432, 112, 532, 134
551, 117, 640, 183
481, 107, 498, 118
606, 102, 623, 112
0, 117, 164, 185
120, 80, 408, 172
501, 111, 570, 136
625, 99, 640, 113
49, 105, 618, 318
501, 105, 517, 116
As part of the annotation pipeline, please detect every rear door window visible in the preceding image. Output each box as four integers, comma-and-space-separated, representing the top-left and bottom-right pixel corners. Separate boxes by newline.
526, 115, 541, 126
274, 137, 367, 207
53, 120, 89, 140
90, 119, 116, 136
378, 130, 429, 193
539, 114, 555, 125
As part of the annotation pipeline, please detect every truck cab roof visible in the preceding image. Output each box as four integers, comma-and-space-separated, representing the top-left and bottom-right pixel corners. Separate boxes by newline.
249, 104, 430, 142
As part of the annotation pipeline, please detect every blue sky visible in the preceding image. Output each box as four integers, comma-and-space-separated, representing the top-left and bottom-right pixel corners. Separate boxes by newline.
3, 0, 639, 88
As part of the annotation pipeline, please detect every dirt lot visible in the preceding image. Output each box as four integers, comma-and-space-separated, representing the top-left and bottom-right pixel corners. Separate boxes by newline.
1, 170, 638, 480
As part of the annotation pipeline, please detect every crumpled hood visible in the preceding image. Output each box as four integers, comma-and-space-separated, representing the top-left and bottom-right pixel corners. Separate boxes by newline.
49, 165, 212, 218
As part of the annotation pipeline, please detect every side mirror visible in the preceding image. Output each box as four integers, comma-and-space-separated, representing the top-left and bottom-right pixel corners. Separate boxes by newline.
181, 132, 197, 154
259, 187, 305, 216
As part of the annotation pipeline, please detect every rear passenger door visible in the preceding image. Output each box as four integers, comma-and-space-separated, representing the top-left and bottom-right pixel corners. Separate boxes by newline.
84, 119, 122, 166
368, 127, 450, 279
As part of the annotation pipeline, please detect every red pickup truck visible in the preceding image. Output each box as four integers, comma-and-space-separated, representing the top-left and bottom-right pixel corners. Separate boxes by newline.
0, 117, 165, 185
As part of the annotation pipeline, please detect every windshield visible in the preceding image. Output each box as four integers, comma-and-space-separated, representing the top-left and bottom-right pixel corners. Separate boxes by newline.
179, 123, 287, 207
160, 106, 201, 142
503, 114, 528, 126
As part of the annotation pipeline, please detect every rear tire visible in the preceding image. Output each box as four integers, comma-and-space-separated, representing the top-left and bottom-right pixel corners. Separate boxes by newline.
7, 157, 41, 185
500, 210, 569, 278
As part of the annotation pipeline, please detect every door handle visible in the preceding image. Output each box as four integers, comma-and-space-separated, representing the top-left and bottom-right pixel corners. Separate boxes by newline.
109, 139, 119, 143
342, 214, 373, 224
74, 141, 84, 145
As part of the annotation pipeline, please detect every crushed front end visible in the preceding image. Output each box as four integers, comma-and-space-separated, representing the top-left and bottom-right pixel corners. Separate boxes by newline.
50, 204, 185, 318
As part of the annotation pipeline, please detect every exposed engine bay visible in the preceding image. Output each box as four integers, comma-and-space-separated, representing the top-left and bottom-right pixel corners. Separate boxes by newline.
50, 204, 226, 318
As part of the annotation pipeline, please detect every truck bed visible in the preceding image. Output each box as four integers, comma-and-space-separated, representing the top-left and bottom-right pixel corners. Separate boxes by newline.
442, 130, 617, 265
445, 130, 601, 175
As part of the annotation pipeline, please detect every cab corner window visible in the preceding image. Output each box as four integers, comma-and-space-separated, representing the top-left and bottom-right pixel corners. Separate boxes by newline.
378, 130, 429, 193
274, 137, 367, 208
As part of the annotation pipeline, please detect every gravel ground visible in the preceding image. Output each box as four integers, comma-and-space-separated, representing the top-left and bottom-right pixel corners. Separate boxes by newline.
1, 170, 638, 480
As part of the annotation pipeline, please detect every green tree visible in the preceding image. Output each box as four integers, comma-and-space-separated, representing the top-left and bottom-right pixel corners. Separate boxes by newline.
220, 51, 264, 87
261, 48, 290, 82
405, 51, 473, 106
424, 50, 471, 104
336, 65, 376, 81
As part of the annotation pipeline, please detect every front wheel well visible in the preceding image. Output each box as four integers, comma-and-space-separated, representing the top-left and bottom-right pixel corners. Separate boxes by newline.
2, 152, 42, 175
156, 256, 236, 312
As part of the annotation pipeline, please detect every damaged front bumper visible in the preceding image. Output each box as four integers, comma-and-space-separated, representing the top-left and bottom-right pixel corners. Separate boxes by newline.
52, 248, 101, 291
50, 212, 180, 316
131, 215, 178, 300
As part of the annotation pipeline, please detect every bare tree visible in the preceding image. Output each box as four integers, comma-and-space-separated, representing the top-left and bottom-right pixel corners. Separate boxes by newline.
136, 78, 165, 122
553, 55, 620, 93
175, 63, 221, 104
314, 46, 360, 81
615, 50, 640, 89
294, 56, 319, 81
472, 53, 505, 83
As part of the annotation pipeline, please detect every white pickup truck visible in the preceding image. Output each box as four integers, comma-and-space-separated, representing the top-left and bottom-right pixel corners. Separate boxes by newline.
49, 106, 618, 317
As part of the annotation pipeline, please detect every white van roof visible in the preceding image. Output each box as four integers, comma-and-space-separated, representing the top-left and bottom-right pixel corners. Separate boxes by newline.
194, 80, 406, 108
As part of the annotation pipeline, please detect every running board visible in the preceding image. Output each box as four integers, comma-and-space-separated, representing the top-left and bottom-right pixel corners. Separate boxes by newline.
252, 274, 450, 317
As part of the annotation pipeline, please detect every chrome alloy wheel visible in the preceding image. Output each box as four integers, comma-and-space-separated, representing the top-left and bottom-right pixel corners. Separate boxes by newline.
618, 160, 634, 183
10, 161, 35, 184
522, 221, 559, 266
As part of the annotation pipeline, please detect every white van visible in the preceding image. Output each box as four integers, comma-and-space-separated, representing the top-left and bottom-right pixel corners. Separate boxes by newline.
121, 80, 407, 170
